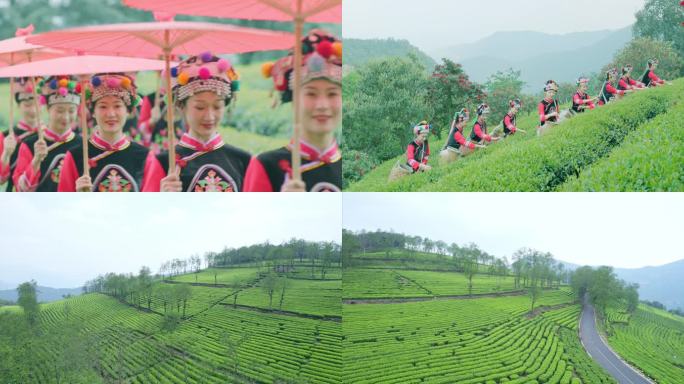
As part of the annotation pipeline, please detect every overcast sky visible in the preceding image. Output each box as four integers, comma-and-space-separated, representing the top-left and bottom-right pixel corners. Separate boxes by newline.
344, 0, 645, 50
0, 194, 341, 289
343, 193, 683, 269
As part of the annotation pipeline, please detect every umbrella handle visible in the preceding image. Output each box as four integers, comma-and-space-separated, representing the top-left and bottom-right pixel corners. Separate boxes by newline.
291, 7, 304, 184
80, 77, 89, 177
8, 77, 15, 138
163, 35, 176, 176
30, 76, 43, 142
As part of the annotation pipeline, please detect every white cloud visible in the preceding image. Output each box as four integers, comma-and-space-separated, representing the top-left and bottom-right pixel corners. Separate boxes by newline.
343, 0, 645, 48
343, 193, 683, 269
0, 194, 341, 288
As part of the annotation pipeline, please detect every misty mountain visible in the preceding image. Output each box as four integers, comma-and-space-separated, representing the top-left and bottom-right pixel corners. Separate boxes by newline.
431, 27, 632, 92
614, 259, 684, 312
0, 286, 82, 304
345, 38, 437, 71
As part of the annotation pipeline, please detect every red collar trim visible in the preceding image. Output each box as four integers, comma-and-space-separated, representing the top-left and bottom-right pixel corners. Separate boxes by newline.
44, 128, 75, 143
90, 132, 130, 152
17, 121, 39, 133
288, 139, 341, 163
179, 133, 224, 153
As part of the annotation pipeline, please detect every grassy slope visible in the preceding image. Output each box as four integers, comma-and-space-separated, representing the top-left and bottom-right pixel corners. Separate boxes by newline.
1, 265, 341, 383
347, 78, 684, 191
606, 304, 684, 383
560, 96, 684, 191
343, 288, 613, 384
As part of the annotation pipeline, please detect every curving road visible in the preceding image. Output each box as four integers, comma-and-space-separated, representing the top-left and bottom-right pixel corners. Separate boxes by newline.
579, 296, 654, 384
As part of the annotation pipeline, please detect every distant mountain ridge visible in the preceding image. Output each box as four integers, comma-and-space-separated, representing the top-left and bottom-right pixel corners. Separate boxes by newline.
614, 259, 684, 311
429, 27, 633, 92
0, 286, 82, 303
345, 38, 437, 71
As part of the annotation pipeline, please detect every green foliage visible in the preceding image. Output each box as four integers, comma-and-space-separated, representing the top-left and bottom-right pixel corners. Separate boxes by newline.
485, 69, 525, 123
601, 37, 684, 81
344, 289, 581, 383
16, 280, 39, 326
428, 59, 485, 139
345, 38, 436, 70
342, 55, 433, 164
634, 0, 684, 68
342, 150, 381, 189
557, 327, 617, 383
561, 99, 684, 191
607, 304, 684, 383
347, 79, 684, 191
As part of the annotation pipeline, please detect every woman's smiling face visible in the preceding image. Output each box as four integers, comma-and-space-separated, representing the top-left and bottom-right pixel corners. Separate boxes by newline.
182, 91, 225, 140
94, 96, 128, 134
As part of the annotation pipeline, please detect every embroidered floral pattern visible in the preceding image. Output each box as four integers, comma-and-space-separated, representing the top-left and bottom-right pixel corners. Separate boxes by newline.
194, 169, 234, 192
50, 158, 65, 183
98, 169, 133, 192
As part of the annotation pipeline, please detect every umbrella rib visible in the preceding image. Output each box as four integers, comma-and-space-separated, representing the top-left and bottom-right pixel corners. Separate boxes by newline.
301, 0, 341, 20
257, 0, 295, 18
168, 31, 203, 51
130, 31, 165, 50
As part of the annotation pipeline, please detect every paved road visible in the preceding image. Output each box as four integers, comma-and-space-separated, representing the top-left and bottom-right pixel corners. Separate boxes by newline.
579, 297, 653, 384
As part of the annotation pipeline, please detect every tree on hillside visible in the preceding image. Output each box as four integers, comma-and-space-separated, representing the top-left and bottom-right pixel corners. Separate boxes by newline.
17, 281, 39, 326
463, 254, 478, 296
155, 284, 175, 314
277, 275, 289, 310
602, 38, 683, 82
342, 55, 432, 164
428, 59, 485, 140
262, 272, 278, 309
173, 284, 192, 318
634, 0, 684, 67
624, 283, 640, 313
220, 331, 250, 377
484, 68, 524, 123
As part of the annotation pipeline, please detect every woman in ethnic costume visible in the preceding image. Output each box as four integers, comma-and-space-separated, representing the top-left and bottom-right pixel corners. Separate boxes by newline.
0, 77, 42, 191
142, 53, 250, 192
58, 73, 153, 192
244, 29, 342, 192
13, 75, 82, 191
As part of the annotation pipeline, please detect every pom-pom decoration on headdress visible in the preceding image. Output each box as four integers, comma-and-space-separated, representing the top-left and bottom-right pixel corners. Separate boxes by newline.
265, 29, 342, 104
576, 77, 590, 86
413, 121, 431, 135
11, 77, 42, 102
544, 80, 559, 93
88, 73, 138, 108
477, 103, 491, 116
170, 52, 236, 106
41, 75, 81, 107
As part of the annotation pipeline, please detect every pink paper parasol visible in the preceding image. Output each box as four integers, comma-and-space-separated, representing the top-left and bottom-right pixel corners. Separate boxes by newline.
0, 55, 170, 178
28, 18, 294, 174
0, 25, 67, 142
123, 0, 342, 183
123, 0, 341, 23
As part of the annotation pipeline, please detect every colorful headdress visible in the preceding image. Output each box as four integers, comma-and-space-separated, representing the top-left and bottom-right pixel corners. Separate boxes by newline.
605, 68, 618, 81
647, 59, 659, 67
453, 108, 469, 121
262, 29, 342, 104
544, 80, 559, 93
413, 121, 431, 135
40, 75, 80, 107
621, 65, 633, 75
477, 103, 490, 116
12, 77, 41, 103
170, 52, 238, 106
576, 77, 590, 87
89, 73, 140, 108
509, 98, 522, 109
